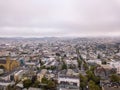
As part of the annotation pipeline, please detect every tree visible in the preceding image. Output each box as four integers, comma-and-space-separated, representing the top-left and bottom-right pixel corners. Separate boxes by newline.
90, 66, 96, 72
86, 70, 94, 81
0, 65, 5, 69
83, 63, 89, 70
40, 65, 46, 69
80, 74, 88, 90
41, 77, 48, 84
110, 74, 120, 82
77, 59, 82, 68
88, 80, 101, 90
23, 79, 32, 89
32, 80, 40, 88
62, 61, 67, 70
47, 66, 56, 70
86, 70, 100, 84
41, 77, 56, 89
93, 76, 100, 85
47, 80, 55, 89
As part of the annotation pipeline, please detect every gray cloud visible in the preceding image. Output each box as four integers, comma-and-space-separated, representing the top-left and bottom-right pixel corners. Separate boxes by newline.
0, 0, 120, 37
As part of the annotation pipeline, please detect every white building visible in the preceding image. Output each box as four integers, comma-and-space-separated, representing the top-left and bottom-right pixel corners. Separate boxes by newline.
14, 70, 25, 81
87, 59, 102, 65
58, 75, 80, 87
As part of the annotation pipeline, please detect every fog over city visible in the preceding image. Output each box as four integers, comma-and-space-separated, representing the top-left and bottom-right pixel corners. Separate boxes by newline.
1, 1, 120, 90
0, 0, 120, 37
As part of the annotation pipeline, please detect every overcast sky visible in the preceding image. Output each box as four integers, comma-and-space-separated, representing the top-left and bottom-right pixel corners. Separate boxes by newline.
0, 0, 120, 37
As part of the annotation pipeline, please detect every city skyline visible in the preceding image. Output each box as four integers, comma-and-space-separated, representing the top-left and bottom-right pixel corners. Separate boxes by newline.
0, 0, 120, 37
